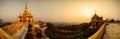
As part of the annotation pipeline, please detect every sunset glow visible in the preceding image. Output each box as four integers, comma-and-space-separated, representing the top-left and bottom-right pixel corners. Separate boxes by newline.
0, 0, 120, 23
79, 7, 95, 18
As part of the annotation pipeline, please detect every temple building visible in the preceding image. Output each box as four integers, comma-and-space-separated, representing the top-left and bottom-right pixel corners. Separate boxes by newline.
0, 3, 49, 39
89, 11, 104, 28
16, 4, 35, 24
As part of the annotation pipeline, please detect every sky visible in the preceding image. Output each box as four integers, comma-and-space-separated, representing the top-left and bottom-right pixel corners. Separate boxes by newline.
0, 0, 120, 23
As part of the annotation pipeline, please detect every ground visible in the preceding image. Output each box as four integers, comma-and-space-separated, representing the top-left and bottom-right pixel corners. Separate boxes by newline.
103, 23, 120, 39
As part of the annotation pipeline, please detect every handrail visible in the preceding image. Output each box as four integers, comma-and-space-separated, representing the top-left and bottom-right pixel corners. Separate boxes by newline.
88, 23, 106, 39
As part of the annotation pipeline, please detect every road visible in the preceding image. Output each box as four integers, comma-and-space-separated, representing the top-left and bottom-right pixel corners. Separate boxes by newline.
103, 23, 120, 39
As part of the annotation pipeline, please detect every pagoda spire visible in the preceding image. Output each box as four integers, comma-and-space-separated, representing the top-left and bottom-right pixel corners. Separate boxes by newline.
25, 2, 28, 11
94, 10, 98, 16
23, 2, 30, 15
95, 10, 97, 15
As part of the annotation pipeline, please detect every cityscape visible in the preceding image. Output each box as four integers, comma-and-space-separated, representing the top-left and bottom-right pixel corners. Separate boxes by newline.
0, 0, 120, 39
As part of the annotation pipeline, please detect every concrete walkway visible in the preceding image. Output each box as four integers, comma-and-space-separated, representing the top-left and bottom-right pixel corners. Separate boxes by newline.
103, 23, 120, 39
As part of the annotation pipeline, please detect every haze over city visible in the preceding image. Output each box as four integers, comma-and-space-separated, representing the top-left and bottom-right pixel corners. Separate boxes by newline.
0, 0, 120, 23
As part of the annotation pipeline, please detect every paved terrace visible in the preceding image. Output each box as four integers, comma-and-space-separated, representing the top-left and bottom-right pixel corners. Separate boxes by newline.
88, 23, 120, 39
103, 23, 120, 39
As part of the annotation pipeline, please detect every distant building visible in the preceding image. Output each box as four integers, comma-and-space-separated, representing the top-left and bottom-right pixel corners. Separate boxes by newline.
89, 11, 104, 28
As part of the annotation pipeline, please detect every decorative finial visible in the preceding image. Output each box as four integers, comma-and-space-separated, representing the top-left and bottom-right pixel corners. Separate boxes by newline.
24, 2, 29, 12
94, 10, 97, 15
95, 10, 96, 14
25, 2, 28, 10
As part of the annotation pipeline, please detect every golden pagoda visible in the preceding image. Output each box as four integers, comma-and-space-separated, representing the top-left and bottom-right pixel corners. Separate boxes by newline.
17, 4, 35, 24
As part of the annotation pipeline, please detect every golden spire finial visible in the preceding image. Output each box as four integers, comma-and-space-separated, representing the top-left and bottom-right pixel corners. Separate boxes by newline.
25, 2, 28, 11
25, 2, 27, 9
